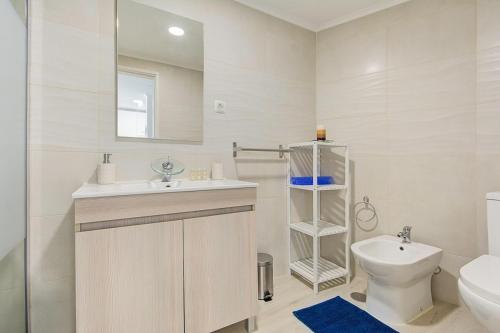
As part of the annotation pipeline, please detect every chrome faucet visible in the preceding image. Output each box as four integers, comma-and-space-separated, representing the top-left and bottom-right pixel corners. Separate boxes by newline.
161, 158, 174, 182
397, 226, 412, 244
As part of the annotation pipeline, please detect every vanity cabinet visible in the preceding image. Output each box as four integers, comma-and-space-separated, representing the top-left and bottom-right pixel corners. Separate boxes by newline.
75, 221, 184, 333
73, 186, 257, 333
184, 212, 257, 333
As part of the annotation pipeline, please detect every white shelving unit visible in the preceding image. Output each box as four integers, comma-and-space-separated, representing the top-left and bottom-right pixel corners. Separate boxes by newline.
287, 141, 351, 294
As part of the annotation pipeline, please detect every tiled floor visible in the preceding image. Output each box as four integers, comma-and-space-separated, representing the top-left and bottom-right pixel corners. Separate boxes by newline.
217, 275, 487, 333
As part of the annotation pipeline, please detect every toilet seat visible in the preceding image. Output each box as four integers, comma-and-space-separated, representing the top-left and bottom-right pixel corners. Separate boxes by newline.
460, 255, 500, 305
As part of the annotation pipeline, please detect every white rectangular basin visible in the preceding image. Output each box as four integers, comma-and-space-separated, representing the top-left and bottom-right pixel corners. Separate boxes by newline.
72, 179, 258, 199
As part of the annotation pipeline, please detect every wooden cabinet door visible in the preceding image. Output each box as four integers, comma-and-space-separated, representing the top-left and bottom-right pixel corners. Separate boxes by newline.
75, 221, 184, 333
184, 211, 257, 333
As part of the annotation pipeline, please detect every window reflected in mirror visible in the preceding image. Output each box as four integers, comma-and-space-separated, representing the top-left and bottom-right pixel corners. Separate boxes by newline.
117, 70, 156, 138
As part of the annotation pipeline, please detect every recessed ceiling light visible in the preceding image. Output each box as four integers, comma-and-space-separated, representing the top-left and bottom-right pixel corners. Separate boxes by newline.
168, 26, 184, 36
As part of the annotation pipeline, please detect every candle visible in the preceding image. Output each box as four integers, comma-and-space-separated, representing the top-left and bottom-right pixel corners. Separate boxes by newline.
316, 125, 326, 141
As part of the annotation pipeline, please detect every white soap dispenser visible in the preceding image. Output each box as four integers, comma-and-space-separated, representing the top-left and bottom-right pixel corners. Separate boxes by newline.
97, 153, 116, 185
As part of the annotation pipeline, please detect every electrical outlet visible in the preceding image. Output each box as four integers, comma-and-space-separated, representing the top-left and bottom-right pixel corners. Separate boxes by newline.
214, 100, 226, 114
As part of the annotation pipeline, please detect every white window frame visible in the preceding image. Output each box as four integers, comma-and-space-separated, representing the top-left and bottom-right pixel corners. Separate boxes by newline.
117, 66, 160, 138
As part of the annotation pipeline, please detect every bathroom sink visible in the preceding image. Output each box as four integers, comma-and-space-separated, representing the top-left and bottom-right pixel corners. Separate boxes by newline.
351, 235, 442, 323
72, 179, 258, 199
148, 179, 257, 191
149, 180, 181, 189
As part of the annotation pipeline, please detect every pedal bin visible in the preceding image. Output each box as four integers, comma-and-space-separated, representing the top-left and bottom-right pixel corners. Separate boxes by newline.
257, 253, 273, 302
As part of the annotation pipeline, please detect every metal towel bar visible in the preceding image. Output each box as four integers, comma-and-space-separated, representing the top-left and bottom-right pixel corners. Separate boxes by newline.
233, 142, 292, 158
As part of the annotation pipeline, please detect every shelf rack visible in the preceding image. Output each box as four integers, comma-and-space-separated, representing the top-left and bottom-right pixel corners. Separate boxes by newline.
287, 141, 351, 294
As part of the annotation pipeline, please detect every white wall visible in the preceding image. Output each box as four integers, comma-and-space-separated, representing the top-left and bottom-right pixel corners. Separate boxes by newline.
316, 0, 500, 305
28, 0, 315, 331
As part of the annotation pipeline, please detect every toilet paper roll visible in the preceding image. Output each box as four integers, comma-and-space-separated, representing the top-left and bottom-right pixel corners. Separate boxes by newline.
98, 163, 116, 185
211, 162, 224, 180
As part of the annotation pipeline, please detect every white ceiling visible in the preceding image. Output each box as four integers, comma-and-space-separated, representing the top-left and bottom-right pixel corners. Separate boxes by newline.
234, 0, 411, 31
118, 0, 203, 71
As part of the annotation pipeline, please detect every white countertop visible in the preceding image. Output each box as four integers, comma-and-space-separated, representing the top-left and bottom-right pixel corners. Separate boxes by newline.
72, 179, 258, 199
487, 192, 500, 201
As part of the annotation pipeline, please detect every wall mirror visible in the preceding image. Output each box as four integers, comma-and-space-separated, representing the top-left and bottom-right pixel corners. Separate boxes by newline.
116, 0, 204, 142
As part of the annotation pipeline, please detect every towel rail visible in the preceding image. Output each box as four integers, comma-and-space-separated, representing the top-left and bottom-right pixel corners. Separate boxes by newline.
233, 142, 292, 158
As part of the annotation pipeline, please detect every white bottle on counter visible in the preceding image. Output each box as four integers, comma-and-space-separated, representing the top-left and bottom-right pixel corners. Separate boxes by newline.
97, 153, 116, 185
211, 162, 224, 180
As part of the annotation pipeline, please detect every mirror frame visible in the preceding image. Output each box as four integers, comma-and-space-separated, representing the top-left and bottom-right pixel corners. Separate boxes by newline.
114, 0, 204, 144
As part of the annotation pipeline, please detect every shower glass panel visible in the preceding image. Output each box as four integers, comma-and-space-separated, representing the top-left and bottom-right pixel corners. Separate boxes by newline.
0, 0, 28, 332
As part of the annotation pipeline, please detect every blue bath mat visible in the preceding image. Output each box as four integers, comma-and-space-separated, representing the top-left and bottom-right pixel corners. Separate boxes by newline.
293, 296, 398, 333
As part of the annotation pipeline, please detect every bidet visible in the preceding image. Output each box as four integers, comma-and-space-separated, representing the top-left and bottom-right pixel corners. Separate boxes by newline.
351, 235, 442, 324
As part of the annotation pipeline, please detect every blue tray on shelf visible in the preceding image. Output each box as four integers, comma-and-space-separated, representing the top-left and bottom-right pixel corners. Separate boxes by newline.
290, 176, 334, 186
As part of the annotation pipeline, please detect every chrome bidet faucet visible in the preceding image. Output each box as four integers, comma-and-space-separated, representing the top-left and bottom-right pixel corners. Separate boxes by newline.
397, 226, 412, 244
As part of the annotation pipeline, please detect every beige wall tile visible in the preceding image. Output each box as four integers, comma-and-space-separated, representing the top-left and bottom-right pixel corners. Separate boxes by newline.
30, 215, 75, 282
432, 252, 473, 305
316, 20, 386, 83
98, 0, 115, 38
386, 56, 476, 112
476, 154, 500, 255
477, 46, 500, 104
320, 113, 389, 155
477, 100, 500, 154
30, 85, 99, 151
255, 196, 288, 275
30, 151, 99, 217
388, 106, 476, 154
385, 0, 476, 68
349, 154, 391, 203
267, 79, 315, 113
98, 35, 116, 95
382, 158, 475, 258
476, 3, 500, 259
203, 7, 267, 71
475, 0, 500, 260
316, 71, 386, 119
477, 0, 500, 50
386, 154, 476, 258
264, 20, 316, 83
31, 0, 99, 33
30, 18, 100, 93
235, 158, 287, 199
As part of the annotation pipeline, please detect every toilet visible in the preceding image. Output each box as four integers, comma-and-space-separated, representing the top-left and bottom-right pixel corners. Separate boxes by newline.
459, 192, 500, 332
